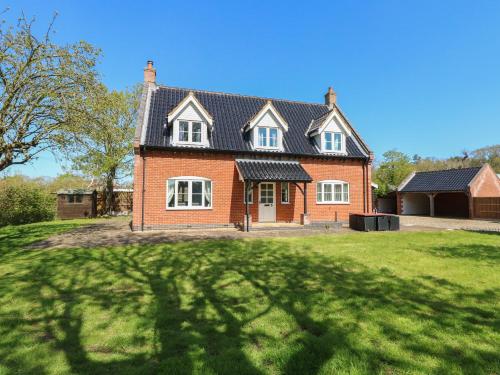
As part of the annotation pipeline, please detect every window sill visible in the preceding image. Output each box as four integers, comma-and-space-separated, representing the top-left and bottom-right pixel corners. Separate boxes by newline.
172, 142, 209, 147
166, 207, 213, 211
281, 202, 290, 205
316, 202, 350, 205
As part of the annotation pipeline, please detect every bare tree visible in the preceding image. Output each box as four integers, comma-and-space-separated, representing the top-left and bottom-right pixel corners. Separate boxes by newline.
0, 12, 100, 171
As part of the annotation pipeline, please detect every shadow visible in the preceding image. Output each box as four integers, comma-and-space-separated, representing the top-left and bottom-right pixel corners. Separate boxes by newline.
419, 243, 500, 264
0, 231, 499, 373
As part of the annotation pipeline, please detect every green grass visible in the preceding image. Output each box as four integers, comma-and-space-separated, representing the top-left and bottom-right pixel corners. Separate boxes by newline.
0, 222, 499, 374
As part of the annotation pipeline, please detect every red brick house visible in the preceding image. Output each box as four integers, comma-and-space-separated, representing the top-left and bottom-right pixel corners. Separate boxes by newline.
132, 61, 373, 231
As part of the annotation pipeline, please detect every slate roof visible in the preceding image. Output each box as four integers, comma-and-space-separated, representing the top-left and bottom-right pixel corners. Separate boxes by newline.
143, 86, 369, 158
236, 160, 312, 182
307, 110, 332, 134
400, 167, 482, 193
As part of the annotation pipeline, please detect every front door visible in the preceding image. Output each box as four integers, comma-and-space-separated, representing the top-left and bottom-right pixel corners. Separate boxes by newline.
259, 182, 276, 222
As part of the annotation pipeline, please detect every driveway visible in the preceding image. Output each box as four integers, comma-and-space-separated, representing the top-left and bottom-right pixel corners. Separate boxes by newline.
399, 215, 500, 232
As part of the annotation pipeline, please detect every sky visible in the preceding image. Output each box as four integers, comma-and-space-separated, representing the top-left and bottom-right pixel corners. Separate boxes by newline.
3, 0, 500, 177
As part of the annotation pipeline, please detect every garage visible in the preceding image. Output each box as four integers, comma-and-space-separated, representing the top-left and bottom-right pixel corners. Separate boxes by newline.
397, 165, 500, 219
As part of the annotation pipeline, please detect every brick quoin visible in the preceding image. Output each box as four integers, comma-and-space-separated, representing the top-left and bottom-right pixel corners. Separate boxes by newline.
133, 150, 372, 230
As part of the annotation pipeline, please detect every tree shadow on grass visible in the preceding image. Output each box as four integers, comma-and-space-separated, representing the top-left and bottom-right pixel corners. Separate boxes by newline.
417, 241, 500, 264
0, 237, 499, 374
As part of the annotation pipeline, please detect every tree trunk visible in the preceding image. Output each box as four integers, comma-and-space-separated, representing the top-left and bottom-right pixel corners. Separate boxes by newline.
105, 167, 116, 215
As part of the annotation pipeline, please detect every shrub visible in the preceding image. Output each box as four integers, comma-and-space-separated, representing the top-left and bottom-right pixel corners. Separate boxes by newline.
0, 178, 55, 226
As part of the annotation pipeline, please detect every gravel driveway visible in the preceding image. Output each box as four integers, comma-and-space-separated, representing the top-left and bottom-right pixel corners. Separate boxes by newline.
400, 215, 500, 232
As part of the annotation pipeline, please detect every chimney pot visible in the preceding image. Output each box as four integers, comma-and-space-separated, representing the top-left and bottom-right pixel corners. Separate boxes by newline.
324, 86, 336, 108
144, 60, 156, 84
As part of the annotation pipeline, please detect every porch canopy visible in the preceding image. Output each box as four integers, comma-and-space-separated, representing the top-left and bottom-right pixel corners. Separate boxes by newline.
236, 159, 312, 231
235, 159, 312, 182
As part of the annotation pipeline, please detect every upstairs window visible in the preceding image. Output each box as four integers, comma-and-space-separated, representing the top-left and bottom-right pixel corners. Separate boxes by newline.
257, 127, 278, 148
178, 121, 203, 144
324, 132, 343, 152
167, 178, 212, 209
316, 181, 349, 204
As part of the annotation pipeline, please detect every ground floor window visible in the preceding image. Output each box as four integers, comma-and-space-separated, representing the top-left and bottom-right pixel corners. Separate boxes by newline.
167, 177, 212, 209
67, 194, 83, 203
316, 181, 349, 203
281, 182, 289, 203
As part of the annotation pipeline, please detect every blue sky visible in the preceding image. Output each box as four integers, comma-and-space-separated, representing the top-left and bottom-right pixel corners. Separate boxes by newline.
4, 0, 500, 177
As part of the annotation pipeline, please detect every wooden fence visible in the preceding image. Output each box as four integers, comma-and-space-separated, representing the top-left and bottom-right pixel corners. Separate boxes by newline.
473, 197, 500, 219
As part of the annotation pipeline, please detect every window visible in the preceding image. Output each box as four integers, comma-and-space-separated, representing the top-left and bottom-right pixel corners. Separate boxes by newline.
66, 194, 83, 203
281, 182, 289, 204
334, 133, 342, 151
167, 178, 212, 209
256, 127, 279, 149
325, 132, 332, 151
324, 132, 343, 152
243, 184, 253, 204
177, 120, 204, 144
316, 181, 349, 203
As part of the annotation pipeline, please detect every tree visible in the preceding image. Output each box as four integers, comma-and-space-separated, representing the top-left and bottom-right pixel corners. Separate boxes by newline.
65, 84, 139, 214
373, 150, 414, 196
46, 172, 90, 193
0, 12, 99, 171
470, 144, 500, 172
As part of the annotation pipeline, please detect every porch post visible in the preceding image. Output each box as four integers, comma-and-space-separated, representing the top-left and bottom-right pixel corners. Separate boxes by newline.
304, 182, 308, 215
245, 180, 250, 232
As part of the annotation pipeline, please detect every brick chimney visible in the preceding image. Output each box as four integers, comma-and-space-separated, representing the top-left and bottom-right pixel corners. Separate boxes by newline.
144, 60, 156, 83
324, 86, 336, 108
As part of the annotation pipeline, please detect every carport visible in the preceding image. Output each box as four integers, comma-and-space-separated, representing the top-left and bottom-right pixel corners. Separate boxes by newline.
397, 166, 500, 218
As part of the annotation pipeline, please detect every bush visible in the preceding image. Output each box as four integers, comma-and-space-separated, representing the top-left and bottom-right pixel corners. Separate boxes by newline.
0, 178, 55, 226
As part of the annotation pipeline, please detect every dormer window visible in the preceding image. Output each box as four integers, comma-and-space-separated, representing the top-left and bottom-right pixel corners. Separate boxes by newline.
167, 92, 213, 148
324, 132, 343, 152
178, 121, 203, 143
258, 127, 278, 148
242, 100, 288, 152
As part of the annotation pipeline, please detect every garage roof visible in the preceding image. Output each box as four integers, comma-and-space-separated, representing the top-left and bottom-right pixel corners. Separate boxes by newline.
399, 167, 482, 193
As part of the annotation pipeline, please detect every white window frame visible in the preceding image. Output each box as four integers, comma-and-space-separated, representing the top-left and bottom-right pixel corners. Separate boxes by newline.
176, 120, 205, 145
166, 176, 212, 210
323, 131, 343, 153
255, 126, 280, 150
281, 182, 289, 204
243, 184, 253, 204
316, 180, 349, 204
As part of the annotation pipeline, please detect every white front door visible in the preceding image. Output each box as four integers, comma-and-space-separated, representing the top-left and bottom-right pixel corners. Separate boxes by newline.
259, 182, 276, 222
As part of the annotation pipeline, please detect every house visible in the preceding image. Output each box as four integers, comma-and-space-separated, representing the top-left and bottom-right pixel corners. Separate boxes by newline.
132, 61, 373, 231
396, 164, 500, 218
56, 189, 97, 219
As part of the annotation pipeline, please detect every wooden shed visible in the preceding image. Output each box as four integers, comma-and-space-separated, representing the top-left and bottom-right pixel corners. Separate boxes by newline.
56, 190, 97, 219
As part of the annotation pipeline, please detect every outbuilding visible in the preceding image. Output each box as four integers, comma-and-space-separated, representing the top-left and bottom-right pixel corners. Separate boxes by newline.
56, 189, 97, 219
397, 164, 500, 219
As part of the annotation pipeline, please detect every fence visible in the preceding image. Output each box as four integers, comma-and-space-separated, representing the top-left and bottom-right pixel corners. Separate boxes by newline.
473, 197, 500, 219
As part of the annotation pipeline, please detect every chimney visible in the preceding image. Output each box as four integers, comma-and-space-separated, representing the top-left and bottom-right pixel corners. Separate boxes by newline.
324, 86, 336, 108
144, 60, 156, 83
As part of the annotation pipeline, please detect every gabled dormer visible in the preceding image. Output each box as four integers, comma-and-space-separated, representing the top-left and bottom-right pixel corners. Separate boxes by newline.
306, 108, 351, 155
242, 100, 288, 151
167, 92, 213, 147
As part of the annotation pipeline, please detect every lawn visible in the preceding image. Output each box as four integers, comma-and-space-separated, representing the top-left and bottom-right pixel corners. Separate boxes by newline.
0, 221, 499, 374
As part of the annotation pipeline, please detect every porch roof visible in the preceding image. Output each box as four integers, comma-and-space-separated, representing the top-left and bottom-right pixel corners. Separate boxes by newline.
235, 159, 312, 182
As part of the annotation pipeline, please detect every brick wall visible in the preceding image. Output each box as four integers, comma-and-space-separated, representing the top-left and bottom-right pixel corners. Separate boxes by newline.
132, 150, 371, 230
469, 165, 500, 197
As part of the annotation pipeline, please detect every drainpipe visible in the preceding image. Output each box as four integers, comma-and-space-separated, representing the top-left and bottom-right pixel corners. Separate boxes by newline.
362, 160, 367, 213
141, 146, 146, 232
